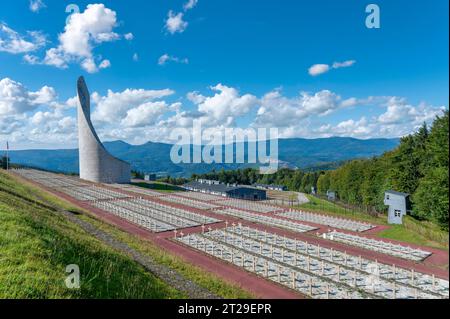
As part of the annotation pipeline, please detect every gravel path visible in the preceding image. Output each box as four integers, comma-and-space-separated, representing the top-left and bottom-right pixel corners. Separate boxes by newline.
62, 210, 220, 299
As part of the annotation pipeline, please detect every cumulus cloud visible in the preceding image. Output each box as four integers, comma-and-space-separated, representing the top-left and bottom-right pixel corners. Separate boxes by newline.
2, 76, 447, 148
158, 53, 189, 65
0, 78, 57, 115
313, 97, 446, 139
99, 59, 111, 69
132, 53, 139, 61
0, 23, 46, 54
308, 64, 330, 76
91, 88, 175, 123
35, 4, 120, 73
255, 89, 342, 127
192, 84, 258, 126
29, 0, 46, 13
124, 32, 134, 41
308, 60, 356, 76
187, 91, 206, 104
121, 101, 177, 128
165, 11, 188, 34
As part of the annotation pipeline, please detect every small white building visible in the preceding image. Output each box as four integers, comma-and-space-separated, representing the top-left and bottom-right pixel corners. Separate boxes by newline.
384, 190, 411, 224
327, 190, 336, 201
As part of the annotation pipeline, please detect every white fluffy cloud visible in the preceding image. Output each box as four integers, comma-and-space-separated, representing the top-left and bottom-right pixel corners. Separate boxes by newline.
0, 23, 46, 54
183, 0, 199, 11
2, 76, 447, 149
308, 60, 356, 76
91, 88, 175, 123
192, 84, 258, 126
158, 53, 189, 65
33, 4, 120, 73
314, 98, 445, 138
255, 89, 342, 127
165, 11, 188, 34
99, 59, 111, 69
0, 78, 56, 115
124, 33, 134, 41
29, 0, 46, 13
121, 101, 179, 128
308, 64, 330, 76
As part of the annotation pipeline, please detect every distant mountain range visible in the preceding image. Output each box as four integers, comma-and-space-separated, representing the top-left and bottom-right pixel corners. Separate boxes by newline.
8, 137, 400, 177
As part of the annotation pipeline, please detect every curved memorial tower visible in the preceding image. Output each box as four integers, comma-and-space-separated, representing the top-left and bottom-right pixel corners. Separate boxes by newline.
77, 76, 131, 184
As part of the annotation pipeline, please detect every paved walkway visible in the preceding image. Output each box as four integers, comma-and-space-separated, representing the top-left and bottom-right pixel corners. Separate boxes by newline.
296, 192, 310, 205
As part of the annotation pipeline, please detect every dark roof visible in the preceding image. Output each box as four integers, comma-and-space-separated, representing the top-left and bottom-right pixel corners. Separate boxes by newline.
385, 190, 410, 197
183, 181, 264, 193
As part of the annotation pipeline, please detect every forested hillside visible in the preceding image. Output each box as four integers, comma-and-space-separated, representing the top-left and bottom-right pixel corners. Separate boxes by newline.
194, 111, 449, 230
317, 111, 449, 230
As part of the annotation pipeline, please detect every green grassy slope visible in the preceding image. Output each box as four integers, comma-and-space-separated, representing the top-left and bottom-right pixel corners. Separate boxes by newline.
0, 171, 183, 299
1, 171, 253, 299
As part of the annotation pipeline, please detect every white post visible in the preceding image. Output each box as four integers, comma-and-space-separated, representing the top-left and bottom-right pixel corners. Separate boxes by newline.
393, 282, 396, 299
337, 266, 340, 282
291, 272, 296, 289
309, 278, 313, 296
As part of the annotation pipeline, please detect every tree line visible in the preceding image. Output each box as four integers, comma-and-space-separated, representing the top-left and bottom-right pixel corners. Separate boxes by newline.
317, 111, 448, 230
192, 111, 449, 230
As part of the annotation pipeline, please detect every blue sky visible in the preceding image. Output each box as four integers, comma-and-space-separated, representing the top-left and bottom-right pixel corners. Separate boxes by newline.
0, 0, 448, 149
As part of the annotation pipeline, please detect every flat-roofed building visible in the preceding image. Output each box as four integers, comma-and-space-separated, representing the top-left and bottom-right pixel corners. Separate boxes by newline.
183, 180, 267, 200
253, 183, 288, 191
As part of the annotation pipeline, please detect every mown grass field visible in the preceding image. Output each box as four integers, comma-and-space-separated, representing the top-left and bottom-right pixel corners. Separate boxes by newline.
298, 194, 449, 250
0, 171, 185, 298
1, 171, 253, 299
